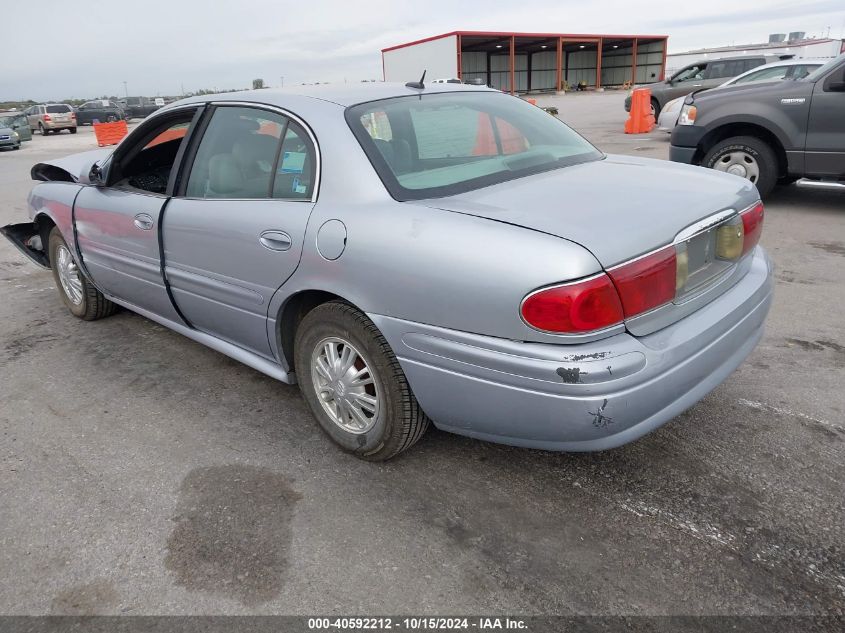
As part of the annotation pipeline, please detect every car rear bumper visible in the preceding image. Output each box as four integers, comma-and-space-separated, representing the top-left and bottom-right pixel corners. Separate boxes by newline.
43, 121, 75, 129
370, 246, 773, 451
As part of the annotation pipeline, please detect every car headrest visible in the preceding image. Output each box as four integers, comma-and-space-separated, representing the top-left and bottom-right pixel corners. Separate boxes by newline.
208, 154, 243, 194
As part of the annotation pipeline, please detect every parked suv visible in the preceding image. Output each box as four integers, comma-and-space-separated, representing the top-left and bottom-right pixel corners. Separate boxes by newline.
670, 54, 845, 197
24, 104, 77, 135
0, 112, 33, 141
625, 55, 792, 117
121, 96, 163, 120
75, 100, 125, 125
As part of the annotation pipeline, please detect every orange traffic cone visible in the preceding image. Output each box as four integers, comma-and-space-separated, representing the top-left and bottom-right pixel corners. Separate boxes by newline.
624, 88, 655, 134
93, 120, 129, 147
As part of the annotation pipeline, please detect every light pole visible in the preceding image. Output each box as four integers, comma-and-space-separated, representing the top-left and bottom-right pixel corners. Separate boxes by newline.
122, 81, 128, 98
280, 76, 284, 88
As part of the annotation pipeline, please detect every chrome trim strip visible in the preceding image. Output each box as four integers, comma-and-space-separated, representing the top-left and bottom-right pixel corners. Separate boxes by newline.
674, 209, 736, 243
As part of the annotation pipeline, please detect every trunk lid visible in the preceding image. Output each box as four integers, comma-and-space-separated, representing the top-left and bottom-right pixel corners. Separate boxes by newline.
416, 154, 759, 267
416, 154, 762, 336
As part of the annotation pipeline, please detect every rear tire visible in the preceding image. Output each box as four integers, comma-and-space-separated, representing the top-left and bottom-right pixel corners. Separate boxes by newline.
48, 228, 117, 321
39, 124, 48, 136
702, 135, 778, 198
69, 127, 77, 134
294, 301, 430, 461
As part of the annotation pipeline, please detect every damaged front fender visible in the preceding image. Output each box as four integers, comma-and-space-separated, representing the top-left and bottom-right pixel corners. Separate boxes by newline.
0, 222, 50, 269
31, 147, 113, 184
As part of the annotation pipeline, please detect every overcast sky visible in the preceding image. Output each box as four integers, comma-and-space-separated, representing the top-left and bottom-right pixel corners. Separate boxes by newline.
2, 0, 843, 101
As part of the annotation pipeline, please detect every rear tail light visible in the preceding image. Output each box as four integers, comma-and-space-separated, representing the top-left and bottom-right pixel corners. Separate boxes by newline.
521, 201, 763, 334
70, 112, 76, 120
608, 247, 677, 317
521, 274, 624, 333
43, 114, 51, 122
740, 202, 764, 256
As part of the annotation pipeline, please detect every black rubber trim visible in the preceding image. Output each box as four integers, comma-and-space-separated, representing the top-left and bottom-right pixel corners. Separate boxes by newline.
156, 197, 193, 329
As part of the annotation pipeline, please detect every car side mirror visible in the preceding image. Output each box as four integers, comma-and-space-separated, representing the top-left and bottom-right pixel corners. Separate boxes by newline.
89, 163, 106, 186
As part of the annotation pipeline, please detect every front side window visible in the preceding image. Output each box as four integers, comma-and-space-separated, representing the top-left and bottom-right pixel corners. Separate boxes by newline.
674, 65, 705, 82
110, 112, 197, 194
347, 91, 601, 201
186, 106, 315, 200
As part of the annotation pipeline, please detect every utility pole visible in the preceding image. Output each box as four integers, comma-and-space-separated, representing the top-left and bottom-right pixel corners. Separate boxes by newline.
122, 81, 128, 98
280, 76, 284, 88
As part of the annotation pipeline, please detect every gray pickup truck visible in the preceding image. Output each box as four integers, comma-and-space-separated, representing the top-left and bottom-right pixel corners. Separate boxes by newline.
120, 96, 163, 120
670, 54, 845, 197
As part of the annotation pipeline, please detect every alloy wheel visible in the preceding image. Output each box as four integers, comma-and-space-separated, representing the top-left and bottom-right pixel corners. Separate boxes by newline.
310, 336, 380, 434
56, 244, 83, 305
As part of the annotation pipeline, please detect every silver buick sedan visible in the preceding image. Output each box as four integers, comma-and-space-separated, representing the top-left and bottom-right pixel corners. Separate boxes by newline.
1, 82, 772, 460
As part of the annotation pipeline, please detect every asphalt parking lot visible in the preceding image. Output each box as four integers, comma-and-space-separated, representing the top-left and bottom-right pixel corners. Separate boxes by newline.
0, 93, 843, 616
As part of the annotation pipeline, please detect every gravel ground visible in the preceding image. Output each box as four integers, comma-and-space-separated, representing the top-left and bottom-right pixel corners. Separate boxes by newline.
0, 94, 843, 617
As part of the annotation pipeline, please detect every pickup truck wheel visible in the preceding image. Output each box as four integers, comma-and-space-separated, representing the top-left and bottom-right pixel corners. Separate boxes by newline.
294, 301, 430, 461
48, 228, 117, 321
703, 136, 777, 198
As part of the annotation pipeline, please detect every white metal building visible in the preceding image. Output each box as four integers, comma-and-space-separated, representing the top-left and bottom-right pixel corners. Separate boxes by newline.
382, 31, 669, 93
666, 37, 844, 76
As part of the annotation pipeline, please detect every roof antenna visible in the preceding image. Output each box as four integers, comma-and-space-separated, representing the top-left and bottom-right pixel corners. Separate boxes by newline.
405, 70, 426, 90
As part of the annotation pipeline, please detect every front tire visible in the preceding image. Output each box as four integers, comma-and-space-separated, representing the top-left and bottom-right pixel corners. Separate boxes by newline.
294, 301, 429, 461
48, 228, 117, 321
702, 135, 778, 198
651, 97, 661, 118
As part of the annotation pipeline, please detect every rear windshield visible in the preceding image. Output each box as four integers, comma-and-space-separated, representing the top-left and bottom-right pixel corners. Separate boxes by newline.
346, 91, 602, 201
46, 105, 71, 113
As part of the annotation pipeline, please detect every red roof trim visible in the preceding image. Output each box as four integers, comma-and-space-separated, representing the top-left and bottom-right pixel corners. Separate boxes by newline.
382, 32, 460, 53
381, 31, 667, 53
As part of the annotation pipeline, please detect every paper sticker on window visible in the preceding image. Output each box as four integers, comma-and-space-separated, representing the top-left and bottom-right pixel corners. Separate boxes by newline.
280, 151, 305, 174
292, 176, 308, 194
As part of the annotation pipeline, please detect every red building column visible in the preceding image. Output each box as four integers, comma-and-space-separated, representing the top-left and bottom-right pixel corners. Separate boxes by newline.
509, 35, 516, 94
631, 38, 638, 85
596, 37, 603, 89
556, 37, 563, 92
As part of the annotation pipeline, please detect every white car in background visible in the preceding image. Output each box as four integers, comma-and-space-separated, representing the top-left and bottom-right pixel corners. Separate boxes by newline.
656, 59, 826, 133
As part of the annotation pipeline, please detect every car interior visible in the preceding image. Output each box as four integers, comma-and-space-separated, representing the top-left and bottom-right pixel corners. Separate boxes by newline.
110, 113, 195, 194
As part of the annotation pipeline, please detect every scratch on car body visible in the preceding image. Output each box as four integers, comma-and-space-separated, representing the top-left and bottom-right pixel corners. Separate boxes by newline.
589, 399, 613, 428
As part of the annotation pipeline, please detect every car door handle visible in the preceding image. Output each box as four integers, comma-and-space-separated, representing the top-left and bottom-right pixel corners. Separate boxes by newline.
133, 213, 154, 230
259, 230, 292, 251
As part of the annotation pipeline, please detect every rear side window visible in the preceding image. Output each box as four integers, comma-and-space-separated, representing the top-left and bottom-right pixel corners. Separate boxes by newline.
46, 105, 71, 113
743, 58, 766, 73
272, 122, 316, 199
186, 106, 315, 200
